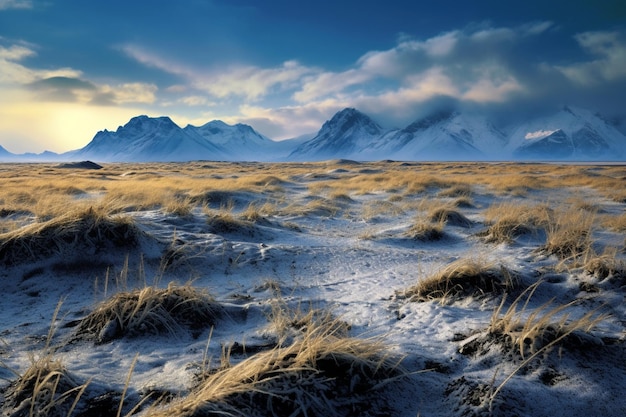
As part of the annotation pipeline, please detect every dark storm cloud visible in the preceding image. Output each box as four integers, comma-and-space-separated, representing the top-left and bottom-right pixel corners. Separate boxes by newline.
27, 76, 96, 102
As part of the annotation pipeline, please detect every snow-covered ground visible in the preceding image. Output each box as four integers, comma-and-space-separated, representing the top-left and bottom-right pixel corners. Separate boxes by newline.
0, 161, 624, 416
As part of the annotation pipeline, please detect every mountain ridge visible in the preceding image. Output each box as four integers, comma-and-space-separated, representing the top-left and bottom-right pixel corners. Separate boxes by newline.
1, 106, 624, 162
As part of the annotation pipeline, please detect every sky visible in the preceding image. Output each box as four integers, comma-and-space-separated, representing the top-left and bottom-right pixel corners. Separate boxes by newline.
0, 0, 625, 153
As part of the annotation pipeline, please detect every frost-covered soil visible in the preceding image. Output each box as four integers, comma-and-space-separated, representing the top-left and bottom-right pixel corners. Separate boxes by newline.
0, 161, 625, 416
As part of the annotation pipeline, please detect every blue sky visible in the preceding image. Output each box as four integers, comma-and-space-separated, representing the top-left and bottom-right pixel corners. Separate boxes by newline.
0, 0, 625, 153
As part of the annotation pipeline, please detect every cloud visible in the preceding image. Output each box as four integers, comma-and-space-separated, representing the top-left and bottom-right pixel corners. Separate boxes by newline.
558, 30, 626, 84
194, 60, 314, 100
177, 95, 213, 107
0, 44, 82, 84
292, 22, 552, 106
235, 101, 347, 139
27, 76, 97, 102
0, 42, 158, 105
123, 44, 317, 101
0, 0, 32, 10
100, 82, 158, 104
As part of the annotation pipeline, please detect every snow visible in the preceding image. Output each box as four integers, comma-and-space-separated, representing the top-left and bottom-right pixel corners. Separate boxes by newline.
1, 161, 624, 416
525, 129, 558, 140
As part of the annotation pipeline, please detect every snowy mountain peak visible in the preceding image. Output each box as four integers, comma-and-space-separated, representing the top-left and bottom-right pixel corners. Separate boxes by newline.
508, 106, 625, 159
289, 108, 383, 160
121, 115, 178, 133
322, 107, 383, 136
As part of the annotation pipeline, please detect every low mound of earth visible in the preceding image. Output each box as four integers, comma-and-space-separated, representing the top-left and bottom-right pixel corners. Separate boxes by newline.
56, 160, 103, 169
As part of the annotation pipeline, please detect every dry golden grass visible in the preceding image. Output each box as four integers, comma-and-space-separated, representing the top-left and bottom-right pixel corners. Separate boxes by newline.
146, 316, 401, 417
480, 202, 551, 243
406, 215, 446, 241
1, 355, 89, 417
76, 283, 223, 343
600, 212, 626, 232
541, 207, 595, 261
485, 285, 606, 359
0, 161, 623, 223
583, 248, 626, 281
456, 283, 609, 411
1, 300, 93, 417
279, 197, 341, 217
0, 203, 140, 265
438, 183, 472, 198
401, 258, 518, 302
428, 207, 473, 228
361, 200, 404, 221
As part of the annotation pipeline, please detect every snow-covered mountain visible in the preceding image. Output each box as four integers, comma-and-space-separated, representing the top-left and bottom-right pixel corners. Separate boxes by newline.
290, 107, 624, 161
67, 116, 224, 162
363, 111, 508, 160
67, 116, 297, 162
507, 107, 625, 160
2, 106, 624, 162
288, 108, 383, 160
183, 120, 278, 160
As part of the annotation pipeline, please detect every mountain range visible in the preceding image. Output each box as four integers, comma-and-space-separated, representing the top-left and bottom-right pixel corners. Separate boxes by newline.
1, 106, 624, 162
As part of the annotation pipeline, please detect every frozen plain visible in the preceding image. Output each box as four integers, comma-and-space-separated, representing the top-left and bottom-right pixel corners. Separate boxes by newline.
0, 160, 624, 416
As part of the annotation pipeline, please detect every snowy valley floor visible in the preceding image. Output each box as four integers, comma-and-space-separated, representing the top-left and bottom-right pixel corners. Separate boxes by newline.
0, 160, 625, 416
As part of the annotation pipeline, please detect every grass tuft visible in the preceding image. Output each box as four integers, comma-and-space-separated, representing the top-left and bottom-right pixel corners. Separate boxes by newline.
76, 283, 223, 343
480, 203, 551, 244
541, 208, 594, 261
401, 258, 518, 302
583, 249, 626, 281
0, 204, 140, 265
428, 207, 473, 228
1, 355, 88, 417
146, 317, 403, 417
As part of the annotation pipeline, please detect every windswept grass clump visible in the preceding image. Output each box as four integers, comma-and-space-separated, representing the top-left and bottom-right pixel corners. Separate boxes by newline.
583, 249, 626, 281
406, 216, 446, 241
0, 204, 140, 265
401, 258, 518, 302
483, 287, 607, 359
146, 319, 402, 417
457, 283, 608, 412
428, 207, 473, 228
480, 203, 551, 243
76, 283, 223, 343
205, 209, 256, 235
1, 355, 88, 417
541, 208, 594, 261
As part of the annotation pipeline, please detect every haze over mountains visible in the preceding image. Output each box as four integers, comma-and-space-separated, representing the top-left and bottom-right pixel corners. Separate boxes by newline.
1, 106, 624, 162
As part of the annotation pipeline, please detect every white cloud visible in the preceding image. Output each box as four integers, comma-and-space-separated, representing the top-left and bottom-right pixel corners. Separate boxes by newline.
293, 69, 369, 103
0, 44, 34, 60
0, 0, 32, 10
178, 95, 213, 107
194, 60, 314, 100
100, 82, 158, 104
461, 65, 524, 102
236, 101, 347, 139
123, 44, 318, 101
0, 44, 82, 84
558, 31, 626, 84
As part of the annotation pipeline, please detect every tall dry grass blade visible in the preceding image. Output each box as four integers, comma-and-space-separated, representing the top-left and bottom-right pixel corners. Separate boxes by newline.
117, 352, 139, 417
